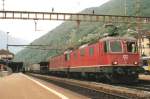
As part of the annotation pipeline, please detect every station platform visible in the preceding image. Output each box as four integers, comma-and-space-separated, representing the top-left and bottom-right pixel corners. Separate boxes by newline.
0, 73, 88, 99
139, 74, 150, 81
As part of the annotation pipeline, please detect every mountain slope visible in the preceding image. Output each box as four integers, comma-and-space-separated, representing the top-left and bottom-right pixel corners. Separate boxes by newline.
14, 0, 150, 65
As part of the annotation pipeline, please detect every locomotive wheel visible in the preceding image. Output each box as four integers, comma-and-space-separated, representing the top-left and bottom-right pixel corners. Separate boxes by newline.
105, 74, 117, 83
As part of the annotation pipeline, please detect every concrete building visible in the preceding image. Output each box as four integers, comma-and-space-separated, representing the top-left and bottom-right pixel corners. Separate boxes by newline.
141, 37, 150, 56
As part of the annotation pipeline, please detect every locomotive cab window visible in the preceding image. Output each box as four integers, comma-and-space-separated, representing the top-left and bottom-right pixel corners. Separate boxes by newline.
127, 42, 137, 53
110, 41, 122, 52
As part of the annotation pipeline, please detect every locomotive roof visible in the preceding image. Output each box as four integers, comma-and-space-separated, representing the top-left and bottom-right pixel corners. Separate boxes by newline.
100, 36, 137, 41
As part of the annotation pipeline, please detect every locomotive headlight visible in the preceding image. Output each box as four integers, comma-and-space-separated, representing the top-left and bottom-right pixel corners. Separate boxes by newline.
134, 61, 138, 65
112, 61, 118, 65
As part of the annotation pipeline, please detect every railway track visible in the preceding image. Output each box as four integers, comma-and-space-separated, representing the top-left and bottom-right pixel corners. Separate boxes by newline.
112, 74, 150, 92
113, 80, 150, 92
27, 73, 150, 99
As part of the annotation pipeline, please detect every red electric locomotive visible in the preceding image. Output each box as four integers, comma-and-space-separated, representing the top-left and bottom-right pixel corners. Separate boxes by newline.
49, 36, 141, 83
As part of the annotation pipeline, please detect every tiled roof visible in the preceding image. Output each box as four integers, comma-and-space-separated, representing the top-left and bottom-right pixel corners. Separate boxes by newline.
0, 49, 14, 55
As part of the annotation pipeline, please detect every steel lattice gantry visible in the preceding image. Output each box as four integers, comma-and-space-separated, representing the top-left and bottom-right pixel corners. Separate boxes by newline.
0, 10, 150, 24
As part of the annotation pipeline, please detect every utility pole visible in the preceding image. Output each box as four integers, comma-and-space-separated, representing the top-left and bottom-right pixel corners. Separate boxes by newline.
6, 32, 9, 51
34, 19, 38, 31
6, 31, 9, 69
135, 0, 142, 55
2, 0, 4, 11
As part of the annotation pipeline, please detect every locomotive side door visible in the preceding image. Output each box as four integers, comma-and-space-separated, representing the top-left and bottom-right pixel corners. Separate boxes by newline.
64, 52, 71, 73
99, 41, 109, 65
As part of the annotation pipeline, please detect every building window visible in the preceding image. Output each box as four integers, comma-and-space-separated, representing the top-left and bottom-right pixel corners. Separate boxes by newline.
143, 45, 144, 49
89, 47, 94, 56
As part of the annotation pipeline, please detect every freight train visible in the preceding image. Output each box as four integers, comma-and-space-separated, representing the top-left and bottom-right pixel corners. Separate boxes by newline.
29, 62, 49, 74
29, 36, 143, 83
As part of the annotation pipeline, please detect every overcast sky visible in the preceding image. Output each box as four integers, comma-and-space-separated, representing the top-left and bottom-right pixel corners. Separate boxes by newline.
0, 0, 109, 42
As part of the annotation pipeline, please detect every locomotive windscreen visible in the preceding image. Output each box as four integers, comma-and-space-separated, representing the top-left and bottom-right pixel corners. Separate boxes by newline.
110, 41, 122, 52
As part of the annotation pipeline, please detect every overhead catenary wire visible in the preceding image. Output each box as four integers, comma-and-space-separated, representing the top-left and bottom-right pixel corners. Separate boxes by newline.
7, 44, 61, 51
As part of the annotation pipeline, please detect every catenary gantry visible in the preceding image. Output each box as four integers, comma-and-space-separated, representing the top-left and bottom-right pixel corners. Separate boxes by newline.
0, 10, 150, 24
